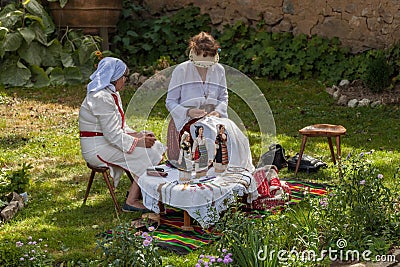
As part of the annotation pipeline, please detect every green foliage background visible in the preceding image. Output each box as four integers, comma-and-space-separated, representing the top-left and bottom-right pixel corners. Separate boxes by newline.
0, 0, 101, 88
2, 1, 399, 90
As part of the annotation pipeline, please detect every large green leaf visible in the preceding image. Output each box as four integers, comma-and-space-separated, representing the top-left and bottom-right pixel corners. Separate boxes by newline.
0, 9, 23, 29
30, 65, 50, 88
0, 27, 8, 40
30, 21, 47, 45
78, 45, 92, 65
64, 66, 83, 84
18, 41, 44, 66
42, 39, 62, 67
25, 0, 55, 34
24, 14, 44, 28
0, 58, 31, 87
18, 27, 35, 45
3, 32, 23, 51
24, 0, 43, 16
0, 40, 4, 58
79, 64, 95, 82
49, 67, 65, 86
60, 52, 74, 68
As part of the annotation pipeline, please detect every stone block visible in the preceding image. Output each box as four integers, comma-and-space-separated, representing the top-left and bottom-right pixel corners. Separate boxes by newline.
1, 202, 18, 222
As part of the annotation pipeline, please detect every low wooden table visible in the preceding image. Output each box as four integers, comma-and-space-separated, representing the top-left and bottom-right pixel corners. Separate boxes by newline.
295, 124, 346, 176
138, 165, 255, 231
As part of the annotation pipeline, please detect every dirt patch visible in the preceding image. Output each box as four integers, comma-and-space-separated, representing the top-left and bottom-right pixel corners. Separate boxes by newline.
331, 80, 400, 105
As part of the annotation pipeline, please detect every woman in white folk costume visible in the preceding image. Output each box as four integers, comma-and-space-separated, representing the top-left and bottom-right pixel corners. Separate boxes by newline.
166, 32, 254, 173
166, 32, 227, 158
79, 57, 165, 212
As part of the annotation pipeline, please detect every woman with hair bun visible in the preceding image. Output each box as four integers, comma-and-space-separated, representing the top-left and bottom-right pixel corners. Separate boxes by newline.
166, 32, 254, 173
166, 32, 227, 161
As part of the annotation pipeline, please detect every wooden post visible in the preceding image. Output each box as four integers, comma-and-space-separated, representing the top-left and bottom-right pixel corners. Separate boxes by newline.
99, 27, 109, 51
181, 211, 194, 231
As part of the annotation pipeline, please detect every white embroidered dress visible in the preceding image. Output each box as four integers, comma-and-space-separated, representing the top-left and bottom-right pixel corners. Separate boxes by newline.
166, 61, 228, 131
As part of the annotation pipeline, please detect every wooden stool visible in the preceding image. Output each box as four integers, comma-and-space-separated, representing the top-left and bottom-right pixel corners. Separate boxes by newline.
83, 163, 134, 213
295, 124, 346, 176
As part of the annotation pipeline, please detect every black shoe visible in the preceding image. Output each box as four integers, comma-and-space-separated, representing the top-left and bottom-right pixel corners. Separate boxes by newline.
122, 203, 151, 213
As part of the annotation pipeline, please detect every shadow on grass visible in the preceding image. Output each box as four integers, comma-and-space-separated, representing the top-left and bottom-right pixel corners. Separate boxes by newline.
0, 134, 30, 150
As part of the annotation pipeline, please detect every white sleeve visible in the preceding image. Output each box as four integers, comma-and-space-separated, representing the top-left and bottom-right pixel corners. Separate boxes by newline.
214, 66, 228, 117
91, 94, 138, 153
166, 66, 191, 130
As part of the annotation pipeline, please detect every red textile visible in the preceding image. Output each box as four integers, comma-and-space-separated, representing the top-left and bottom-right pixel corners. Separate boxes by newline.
251, 166, 291, 210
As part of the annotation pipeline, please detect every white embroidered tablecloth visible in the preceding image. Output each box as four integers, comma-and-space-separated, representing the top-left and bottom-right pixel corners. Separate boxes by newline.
138, 165, 259, 228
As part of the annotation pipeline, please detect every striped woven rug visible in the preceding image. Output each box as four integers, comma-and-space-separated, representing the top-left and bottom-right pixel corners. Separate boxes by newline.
285, 179, 329, 205
153, 209, 220, 255
137, 180, 328, 254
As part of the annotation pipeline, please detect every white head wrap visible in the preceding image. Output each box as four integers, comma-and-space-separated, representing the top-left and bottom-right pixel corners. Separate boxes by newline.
181, 131, 190, 145
87, 57, 127, 94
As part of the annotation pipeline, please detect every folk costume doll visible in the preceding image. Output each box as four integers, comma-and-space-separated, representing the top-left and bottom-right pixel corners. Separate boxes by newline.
192, 125, 209, 177
214, 124, 228, 173
177, 131, 193, 171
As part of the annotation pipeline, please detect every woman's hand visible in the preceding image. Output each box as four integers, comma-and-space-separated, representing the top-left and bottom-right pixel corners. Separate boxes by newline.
136, 135, 156, 148
207, 111, 220, 117
128, 130, 155, 139
188, 108, 207, 118
140, 130, 155, 137
128, 132, 143, 138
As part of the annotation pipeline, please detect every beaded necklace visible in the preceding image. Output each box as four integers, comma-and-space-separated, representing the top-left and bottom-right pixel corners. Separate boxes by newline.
189, 49, 219, 68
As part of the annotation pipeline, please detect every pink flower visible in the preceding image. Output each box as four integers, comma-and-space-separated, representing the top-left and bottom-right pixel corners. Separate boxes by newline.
360, 180, 366, 185
141, 232, 149, 238
377, 174, 383, 179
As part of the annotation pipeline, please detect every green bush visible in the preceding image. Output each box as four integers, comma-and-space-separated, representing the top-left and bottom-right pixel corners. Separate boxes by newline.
213, 205, 280, 267
217, 21, 367, 85
363, 52, 394, 92
0, 163, 32, 197
314, 152, 400, 253
95, 223, 161, 266
113, 3, 211, 72
0, 241, 21, 267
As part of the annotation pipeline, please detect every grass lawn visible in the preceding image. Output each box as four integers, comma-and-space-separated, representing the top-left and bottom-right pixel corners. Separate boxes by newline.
0, 78, 399, 265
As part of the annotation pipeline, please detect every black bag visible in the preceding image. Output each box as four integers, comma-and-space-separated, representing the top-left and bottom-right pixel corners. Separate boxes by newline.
287, 153, 327, 173
257, 144, 288, 169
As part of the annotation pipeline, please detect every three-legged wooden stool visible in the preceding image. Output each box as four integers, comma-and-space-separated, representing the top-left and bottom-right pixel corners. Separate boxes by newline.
83, 163, 134, 213
295, 124, 346, 176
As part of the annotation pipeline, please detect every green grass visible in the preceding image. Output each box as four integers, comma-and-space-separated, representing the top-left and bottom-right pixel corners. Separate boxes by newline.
0, 79, 399, 265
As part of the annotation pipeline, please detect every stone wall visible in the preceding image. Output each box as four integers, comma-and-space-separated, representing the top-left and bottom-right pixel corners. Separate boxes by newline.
142, 0, 400, 53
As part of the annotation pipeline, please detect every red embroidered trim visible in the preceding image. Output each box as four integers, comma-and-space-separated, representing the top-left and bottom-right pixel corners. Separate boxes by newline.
111, 94, 125, 129
128, 138, 138, 154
